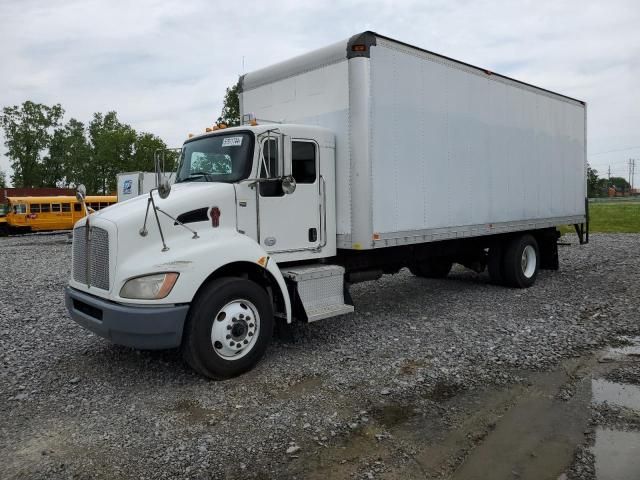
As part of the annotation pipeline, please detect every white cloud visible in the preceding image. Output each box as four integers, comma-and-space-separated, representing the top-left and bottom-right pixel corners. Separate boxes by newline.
1, 0, 639, 183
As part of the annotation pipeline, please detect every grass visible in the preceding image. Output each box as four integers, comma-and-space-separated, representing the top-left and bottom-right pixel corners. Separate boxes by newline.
559, 201, 640, 234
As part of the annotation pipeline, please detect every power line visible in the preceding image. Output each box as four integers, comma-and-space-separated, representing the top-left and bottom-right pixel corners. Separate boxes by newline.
590, 158, 638, 166
589, 145, 640, 157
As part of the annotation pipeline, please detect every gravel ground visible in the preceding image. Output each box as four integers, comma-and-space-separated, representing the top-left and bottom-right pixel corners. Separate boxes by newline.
1, 233, 639, 479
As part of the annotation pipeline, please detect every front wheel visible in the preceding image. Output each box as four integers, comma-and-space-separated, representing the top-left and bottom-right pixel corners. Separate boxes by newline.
182, 277, 273, 379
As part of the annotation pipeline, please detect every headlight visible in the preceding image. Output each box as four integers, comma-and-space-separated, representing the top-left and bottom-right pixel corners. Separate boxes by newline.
120, 273, 179, 299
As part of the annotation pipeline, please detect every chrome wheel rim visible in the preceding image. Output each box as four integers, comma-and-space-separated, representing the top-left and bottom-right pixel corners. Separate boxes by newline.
521, 245, 537, 278
211, 299, 260, 360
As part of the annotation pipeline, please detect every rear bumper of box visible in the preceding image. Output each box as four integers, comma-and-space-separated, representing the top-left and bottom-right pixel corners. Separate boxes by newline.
64, 286, 189, 349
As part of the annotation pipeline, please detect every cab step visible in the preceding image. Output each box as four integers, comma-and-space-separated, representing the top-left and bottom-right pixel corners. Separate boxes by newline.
281, 264, 354, 322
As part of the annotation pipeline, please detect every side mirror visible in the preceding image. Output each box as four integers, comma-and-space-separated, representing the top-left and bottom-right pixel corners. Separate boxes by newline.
158, 177, 171, 199
282, 134, 292, 177
282, 176, 296, 195
76, 184, 87, 202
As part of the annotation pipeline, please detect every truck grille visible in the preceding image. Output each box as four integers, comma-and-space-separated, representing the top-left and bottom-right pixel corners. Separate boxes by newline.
73, 226, 110, 290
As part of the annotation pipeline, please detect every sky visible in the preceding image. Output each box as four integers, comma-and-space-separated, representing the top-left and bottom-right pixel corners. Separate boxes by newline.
1, 0, 639, 185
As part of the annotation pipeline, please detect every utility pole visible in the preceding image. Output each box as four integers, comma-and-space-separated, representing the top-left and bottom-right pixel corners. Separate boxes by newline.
629, 158, 636, 192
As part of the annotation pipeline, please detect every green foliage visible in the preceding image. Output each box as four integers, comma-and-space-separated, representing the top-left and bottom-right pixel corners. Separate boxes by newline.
609, 176, 631, 191
1, 101, 64, 187
587, 165, 599, 197
589, 201, 640, 232
53, 118, 92, 189
586, 166, 632, 198
0, 101, 171, 194
560, 200, 640, 234
132, 132, 178, 181
88, 112, 137, 193
217, 83, 240, 127
0, 169, 6, 189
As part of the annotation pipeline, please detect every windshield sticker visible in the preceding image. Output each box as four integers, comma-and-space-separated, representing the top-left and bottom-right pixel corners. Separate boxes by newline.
222, 136, 243, 147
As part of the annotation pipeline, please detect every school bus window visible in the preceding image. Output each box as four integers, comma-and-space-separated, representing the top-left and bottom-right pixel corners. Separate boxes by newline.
52, 203, 61, 212
41, 204, 51, 213
74, 203, 82, 212
31, 204, 41, 213
14, 204, 27, 214
62, 203, 71, 212
99, 202, 108, 209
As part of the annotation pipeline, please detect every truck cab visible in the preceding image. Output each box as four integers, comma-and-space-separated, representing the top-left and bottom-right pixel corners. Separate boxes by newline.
65, 123, 350, 379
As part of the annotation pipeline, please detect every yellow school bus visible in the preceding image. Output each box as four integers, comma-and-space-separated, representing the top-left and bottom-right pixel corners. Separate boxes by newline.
1, 195, 117, 235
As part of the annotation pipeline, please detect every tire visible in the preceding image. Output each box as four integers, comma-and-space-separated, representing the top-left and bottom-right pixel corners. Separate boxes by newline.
502, 234, 539, 288
182, 277, 273, 380
487, 245, 505, 285
409, 257, 453, 278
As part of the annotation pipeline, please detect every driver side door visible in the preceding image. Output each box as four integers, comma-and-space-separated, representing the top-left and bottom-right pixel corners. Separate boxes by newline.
257, 137, 322, 254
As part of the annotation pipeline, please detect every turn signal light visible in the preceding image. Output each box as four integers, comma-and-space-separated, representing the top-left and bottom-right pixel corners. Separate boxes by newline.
352, 44, 367, 52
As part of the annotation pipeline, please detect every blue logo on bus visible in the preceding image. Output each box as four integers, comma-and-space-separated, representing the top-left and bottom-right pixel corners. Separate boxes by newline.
123, 179, 132, 194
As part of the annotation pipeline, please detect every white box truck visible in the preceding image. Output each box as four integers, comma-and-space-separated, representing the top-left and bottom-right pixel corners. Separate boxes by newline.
65, 32, 587, 379
117, 171, 176, 202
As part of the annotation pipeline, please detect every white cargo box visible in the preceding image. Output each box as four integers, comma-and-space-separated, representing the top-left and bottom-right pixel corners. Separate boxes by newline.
117, 172, 176, 202
240, 31, 586, 250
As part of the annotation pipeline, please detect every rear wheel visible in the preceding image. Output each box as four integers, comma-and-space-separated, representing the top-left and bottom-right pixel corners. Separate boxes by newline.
502, 234, 539, 288
182, 277, 273, 379
410, 257, 453, 279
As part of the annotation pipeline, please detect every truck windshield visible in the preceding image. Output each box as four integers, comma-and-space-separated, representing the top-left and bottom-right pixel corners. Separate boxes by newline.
176, 132, 254, 183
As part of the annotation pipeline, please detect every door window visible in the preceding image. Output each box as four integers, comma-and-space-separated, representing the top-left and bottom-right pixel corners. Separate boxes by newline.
259, 138, 283, 197
292, 141, 317, 184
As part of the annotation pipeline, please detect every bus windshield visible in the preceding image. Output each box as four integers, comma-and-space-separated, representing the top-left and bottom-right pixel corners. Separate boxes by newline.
176, 132, 254, 184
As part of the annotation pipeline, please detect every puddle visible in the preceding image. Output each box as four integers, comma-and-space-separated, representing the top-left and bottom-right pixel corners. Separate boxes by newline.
171, 399, 216, 423
371, 404, 417, 428
592, 428, 640, 480
599, 336, 640, 362
588, 338, 640, 480
592, 378, 640, 410
275, 375, 323, 400
283, 340, 640, 480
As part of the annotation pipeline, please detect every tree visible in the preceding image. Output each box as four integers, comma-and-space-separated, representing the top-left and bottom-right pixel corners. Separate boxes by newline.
0, 101, 64, 187
587, 165, 599, 197
133, 132, 171, 173
88, 112, 136, 193
45, 118, 91, 188
0, 168, 6, 189
217, 83, 240, 127
610, 176, 631, 192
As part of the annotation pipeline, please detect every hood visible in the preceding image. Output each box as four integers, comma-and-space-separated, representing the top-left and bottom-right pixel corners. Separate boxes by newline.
93, 182, 235, 224
75, 181, 239, 266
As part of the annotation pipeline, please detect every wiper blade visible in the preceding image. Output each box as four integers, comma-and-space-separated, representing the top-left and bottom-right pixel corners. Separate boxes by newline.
179, 172, 214, 182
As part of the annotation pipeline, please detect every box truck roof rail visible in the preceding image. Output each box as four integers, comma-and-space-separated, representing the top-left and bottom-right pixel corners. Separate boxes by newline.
240, 31, 585, 106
